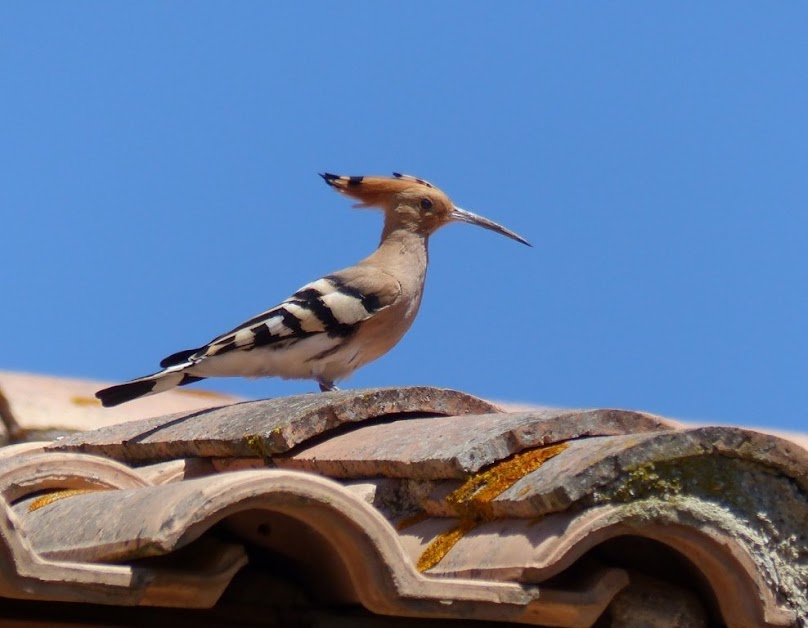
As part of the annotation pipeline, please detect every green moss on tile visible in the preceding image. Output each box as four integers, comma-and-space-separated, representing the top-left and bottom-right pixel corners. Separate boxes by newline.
588, 454, 808, 620
595, 456, 770, 512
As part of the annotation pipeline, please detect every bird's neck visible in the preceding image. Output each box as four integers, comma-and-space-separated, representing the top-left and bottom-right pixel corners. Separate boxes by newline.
379, 208, 426, 241
368, 221, 429, 282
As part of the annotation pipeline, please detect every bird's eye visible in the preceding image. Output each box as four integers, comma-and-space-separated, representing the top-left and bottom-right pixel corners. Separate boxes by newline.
420, 198, 433, 211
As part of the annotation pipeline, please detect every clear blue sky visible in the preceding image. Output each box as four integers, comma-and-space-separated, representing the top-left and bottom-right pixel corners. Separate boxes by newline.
2, 3, 806, 430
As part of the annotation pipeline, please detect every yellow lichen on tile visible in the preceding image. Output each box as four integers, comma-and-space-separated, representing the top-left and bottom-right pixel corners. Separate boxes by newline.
244, 433, 274, 458
28, 489, 99, 512
417, 442, 569, 572
417, 520, 475, 572
446, 442, 569, 521
70, 396, 101, 407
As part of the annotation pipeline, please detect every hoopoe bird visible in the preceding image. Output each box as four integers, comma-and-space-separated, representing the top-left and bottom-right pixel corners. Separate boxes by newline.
96, 173, 530, 407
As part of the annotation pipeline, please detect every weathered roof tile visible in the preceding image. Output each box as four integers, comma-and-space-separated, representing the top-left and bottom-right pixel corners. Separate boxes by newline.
279, 409, 673, 479
50, 387, 499, 462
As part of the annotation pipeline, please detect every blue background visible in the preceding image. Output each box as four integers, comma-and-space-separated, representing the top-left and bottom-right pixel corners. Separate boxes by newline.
2, 3, 806, 430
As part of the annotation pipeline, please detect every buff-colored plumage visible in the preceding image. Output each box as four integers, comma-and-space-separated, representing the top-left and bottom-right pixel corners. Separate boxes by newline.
96, 172, 529, 407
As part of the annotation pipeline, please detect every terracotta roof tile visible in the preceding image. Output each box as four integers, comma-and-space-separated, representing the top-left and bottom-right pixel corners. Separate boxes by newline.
51, 386, 499, 462
279, 409, 674, 479
0, 370, 241, 441
0, 376, 804, 627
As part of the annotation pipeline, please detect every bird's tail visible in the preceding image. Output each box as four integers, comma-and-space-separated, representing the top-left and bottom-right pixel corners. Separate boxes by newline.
95, 369, 205, 407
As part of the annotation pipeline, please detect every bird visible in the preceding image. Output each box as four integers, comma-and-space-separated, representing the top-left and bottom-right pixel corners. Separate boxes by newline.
95, 172, 530, 407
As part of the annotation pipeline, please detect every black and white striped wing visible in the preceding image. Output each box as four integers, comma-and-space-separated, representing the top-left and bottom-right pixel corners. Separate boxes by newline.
160, 269, 401, 368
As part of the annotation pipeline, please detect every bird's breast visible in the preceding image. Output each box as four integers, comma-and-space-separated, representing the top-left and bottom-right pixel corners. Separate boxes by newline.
348, 291, 423, 365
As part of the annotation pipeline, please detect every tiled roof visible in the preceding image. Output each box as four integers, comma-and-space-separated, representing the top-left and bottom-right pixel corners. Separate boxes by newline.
0, 375, 805, 627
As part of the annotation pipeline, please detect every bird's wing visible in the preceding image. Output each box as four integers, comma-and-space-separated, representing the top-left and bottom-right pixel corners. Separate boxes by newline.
160, 267, 401, 366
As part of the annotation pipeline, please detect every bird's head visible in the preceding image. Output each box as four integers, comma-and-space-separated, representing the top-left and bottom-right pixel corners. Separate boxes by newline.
320, 172, 530, 246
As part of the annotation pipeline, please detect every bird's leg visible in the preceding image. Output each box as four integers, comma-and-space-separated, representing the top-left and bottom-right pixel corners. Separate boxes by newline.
318, 379, 339, 392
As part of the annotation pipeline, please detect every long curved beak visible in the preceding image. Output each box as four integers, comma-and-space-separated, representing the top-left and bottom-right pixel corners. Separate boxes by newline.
450, 207, 532, 246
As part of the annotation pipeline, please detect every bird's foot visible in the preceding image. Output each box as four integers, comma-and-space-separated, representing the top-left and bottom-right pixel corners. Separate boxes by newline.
318, 380, 339, 393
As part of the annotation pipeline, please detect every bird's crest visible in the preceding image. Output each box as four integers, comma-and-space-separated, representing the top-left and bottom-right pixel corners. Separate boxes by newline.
320, 172, 436, 208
